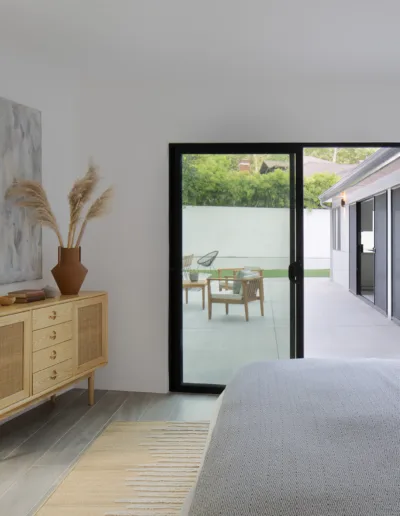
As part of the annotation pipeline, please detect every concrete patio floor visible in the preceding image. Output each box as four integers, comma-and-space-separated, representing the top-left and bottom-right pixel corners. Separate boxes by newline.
183, 277, 400, 384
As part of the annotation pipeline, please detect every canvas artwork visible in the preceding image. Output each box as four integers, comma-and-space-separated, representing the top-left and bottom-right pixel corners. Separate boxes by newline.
0, 97, 42, 285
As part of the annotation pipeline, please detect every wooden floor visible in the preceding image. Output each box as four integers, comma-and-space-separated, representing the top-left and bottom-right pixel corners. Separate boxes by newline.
0, 389, 218, 516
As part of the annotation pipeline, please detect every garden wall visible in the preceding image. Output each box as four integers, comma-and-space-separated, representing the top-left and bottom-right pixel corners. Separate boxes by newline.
183, 207, 330, 270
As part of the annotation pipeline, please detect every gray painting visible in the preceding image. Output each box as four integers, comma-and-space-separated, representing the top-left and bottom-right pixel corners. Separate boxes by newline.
0, 97, 42, 285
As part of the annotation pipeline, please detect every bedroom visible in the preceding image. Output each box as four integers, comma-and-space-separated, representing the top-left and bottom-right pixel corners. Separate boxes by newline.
0, 1, 399, 515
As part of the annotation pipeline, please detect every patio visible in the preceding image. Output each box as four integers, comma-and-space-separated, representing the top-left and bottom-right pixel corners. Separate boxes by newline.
183, 277, 400, 384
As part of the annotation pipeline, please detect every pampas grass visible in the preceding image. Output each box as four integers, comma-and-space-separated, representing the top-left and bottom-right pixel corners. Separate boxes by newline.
5, 163, 112, 249
67, 164, 100, 247
5, 180, 65, 247
75, 187, 113, 247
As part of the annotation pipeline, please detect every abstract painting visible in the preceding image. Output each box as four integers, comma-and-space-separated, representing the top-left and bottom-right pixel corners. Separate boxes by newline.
0, 97, 42, 285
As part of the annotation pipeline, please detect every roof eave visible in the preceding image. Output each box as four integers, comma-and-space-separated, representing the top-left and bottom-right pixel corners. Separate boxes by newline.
319, 148, 400, 203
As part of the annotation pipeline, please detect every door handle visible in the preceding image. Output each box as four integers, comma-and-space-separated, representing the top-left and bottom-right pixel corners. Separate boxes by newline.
288, 262, 297, 284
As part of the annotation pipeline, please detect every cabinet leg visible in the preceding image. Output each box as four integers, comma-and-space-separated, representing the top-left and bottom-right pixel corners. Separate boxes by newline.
88, 372, 95, 406
50, 394, 56, 405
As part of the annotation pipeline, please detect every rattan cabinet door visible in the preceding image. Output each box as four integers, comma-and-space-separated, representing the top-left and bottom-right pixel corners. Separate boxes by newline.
0, 312, 32, 410
74, 296, 108, 374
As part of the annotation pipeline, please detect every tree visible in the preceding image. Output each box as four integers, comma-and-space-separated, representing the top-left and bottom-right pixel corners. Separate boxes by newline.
335, 148, 378, 164
304, 147, 378, 164
303, 173, 339, 209
182, 153, 345, 208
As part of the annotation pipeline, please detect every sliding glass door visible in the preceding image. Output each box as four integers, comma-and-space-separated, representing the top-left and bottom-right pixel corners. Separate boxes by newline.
350, 193, 388, 313
169, 144, 303, 393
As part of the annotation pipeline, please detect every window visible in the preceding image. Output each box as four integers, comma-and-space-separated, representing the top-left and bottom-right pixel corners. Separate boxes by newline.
332, 207, 341, 251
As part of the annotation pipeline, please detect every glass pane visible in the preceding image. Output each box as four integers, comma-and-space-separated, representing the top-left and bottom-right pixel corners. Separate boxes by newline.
360, 199, 375, 302
182, 153, 291, 385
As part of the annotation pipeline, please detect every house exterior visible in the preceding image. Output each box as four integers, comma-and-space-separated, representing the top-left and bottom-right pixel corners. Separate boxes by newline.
320, 148, 400, 321
259, 156, 355, 177
303, 155, 355, 178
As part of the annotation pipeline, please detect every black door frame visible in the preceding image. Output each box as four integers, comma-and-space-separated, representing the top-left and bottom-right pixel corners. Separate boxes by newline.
170, 143, 303, 393
170, 143, 400, 393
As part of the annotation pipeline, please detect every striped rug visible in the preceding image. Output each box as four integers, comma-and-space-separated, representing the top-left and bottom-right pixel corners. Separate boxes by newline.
36, 421, 209, 516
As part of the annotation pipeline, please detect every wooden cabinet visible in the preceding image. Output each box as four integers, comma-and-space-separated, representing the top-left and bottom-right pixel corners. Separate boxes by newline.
0, 312, 31, 410
74, 296, 108, 374
0, 292, 107, 421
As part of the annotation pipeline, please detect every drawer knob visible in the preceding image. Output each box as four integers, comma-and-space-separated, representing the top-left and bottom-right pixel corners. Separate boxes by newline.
50, 350, 57, 360
49, 311, 57, 320
50, 370, 58, 380
50, 331, 57, 340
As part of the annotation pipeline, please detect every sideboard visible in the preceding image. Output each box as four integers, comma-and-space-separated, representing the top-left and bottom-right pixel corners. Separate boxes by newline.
0, 291, 108, 422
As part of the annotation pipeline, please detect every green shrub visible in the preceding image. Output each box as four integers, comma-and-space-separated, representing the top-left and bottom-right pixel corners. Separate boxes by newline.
182, 162, 339, 209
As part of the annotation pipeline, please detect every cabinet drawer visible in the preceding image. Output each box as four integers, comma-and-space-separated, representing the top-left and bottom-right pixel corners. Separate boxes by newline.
32, 303, 72, 331
33, 359, 73, 395
33, 321, 72, 352
33, 340, 73, 373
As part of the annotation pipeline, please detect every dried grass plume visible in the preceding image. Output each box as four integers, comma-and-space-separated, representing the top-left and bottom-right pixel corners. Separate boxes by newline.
5, 180, 64, 247
5, 162, 113, 249
75, 187, 114, 247
67, 164, 100, 247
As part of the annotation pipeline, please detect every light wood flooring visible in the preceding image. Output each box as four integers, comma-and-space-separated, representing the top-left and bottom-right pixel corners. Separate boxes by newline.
0, 389, 218, 516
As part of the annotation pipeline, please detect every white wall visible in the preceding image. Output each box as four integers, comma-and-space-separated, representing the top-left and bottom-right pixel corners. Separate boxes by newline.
183, 207, 330, 270
331, 204, 349, 289
0, 51, 79, 295
303, 209, 331, 269
3, 5, 400, 395
77, 78, 400, 393
3, 68, 400, 392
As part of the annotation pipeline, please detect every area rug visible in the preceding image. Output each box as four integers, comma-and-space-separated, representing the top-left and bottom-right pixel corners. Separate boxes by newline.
36, 421, 209, 516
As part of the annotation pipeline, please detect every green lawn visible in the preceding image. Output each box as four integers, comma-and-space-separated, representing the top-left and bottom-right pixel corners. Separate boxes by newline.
264, 269, 330, 278
200, 269, 330, 278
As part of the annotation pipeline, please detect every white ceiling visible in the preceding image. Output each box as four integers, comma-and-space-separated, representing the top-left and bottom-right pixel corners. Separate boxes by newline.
1, 0, 400, 83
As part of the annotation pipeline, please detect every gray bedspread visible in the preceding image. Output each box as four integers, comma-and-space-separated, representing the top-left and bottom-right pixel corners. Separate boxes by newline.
189, 359, 400, 515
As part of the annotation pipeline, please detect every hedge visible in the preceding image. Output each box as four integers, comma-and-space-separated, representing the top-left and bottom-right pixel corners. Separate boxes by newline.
183, 166, 339, 209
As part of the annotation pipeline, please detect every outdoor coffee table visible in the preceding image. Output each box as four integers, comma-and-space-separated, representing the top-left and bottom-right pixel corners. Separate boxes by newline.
182, 279, 208, 310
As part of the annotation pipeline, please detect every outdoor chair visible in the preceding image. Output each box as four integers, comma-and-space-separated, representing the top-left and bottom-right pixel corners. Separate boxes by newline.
218, 267, 263, 298
207, 273, 264, 322
182, 254, 194, 280
197, 250, 219, 272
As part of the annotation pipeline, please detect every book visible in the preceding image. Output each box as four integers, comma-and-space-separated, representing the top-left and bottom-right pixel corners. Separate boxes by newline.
15, 295, 46, 303
9, 289, 45, 298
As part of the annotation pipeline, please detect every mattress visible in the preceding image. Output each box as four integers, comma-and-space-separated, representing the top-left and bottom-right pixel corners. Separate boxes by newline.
186, 359, 400, 516
181, 391, 224, 515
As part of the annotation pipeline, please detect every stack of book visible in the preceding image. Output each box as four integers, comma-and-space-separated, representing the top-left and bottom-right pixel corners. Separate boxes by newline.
8, 289, 46, 303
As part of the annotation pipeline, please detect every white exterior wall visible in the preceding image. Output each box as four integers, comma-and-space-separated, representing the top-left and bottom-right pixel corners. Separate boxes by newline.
183, 207, 330, 270
331, 204, 349, 289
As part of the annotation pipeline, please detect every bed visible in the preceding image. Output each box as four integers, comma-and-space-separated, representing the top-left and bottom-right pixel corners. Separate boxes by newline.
183, 359, 400, 515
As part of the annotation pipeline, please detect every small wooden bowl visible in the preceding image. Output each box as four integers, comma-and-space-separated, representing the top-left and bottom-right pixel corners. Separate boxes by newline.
0, 296, 16, 306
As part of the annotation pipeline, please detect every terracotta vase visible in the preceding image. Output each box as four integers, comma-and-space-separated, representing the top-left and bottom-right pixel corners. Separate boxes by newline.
51, 247, 88, 295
